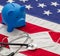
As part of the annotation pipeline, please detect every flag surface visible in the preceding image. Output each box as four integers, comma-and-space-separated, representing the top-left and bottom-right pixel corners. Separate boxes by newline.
0, 0, 60, 56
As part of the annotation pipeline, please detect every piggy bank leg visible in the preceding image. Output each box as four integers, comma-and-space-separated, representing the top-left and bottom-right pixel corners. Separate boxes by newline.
2, 20, 5, 24
7, 26, 14, 32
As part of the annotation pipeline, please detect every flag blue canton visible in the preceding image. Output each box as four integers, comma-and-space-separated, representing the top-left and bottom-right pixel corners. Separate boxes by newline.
0, 0, 60, 24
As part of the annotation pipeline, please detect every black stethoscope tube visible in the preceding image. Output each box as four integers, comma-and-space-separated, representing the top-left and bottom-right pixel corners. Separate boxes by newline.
0, 42, 29, 47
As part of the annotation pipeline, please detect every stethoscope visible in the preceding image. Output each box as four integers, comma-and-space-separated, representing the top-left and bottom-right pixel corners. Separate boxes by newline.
0, 32, 37, 56
0, 27, 60, 56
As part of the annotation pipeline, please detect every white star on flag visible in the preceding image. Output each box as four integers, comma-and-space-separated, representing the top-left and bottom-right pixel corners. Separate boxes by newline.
57, 9, 60, 13
38, 3, 46, 8
51, 2, 59, 7
36, 0, 38, 1
43, 10, 52, 16
25, 5, 33, 10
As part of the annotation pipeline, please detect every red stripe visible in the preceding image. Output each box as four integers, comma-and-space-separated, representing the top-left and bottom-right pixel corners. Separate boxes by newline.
0, 34, 9, 48
49, 32, 60, 43
17, 22, 51, 33
20, 48, 60, 56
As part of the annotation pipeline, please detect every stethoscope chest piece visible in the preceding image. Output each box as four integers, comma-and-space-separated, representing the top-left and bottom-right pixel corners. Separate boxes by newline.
27, 43, 37, 50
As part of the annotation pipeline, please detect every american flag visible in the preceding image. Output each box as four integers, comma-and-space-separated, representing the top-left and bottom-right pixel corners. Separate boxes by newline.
0, 0, 60, 56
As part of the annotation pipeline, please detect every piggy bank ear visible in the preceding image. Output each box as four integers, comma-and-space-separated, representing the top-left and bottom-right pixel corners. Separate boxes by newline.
8, 11, 14, 16
20, 6, 25, 12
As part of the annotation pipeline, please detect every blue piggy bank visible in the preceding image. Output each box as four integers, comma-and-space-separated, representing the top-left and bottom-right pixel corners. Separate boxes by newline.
2, 3, 26, 32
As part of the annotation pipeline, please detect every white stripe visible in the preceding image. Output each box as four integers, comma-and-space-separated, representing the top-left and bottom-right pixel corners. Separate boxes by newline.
0, 24, 60, 55
26, 14, 60, 32
0, 47, 26, 56
14, 53, 26, 56
0, 47, 12, 56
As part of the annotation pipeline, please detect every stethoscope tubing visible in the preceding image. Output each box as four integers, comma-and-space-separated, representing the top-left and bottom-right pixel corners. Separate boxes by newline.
0, 42, 29, 47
